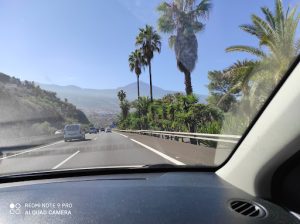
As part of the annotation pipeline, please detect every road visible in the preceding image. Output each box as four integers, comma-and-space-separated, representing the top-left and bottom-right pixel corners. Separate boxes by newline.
0, 132, 216, 175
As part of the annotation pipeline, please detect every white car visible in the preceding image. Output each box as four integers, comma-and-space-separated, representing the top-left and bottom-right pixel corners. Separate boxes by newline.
64, 124, 85, 142
54, 130, 63, 135
105, 127, 112, 133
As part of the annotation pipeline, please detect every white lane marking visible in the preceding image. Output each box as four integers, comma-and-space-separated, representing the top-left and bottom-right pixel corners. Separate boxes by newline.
117, 133, 128, 138
0, 140, 64, 160
52, 150, 80, 170
130, 139, 185, 165
94, 137, 98, 140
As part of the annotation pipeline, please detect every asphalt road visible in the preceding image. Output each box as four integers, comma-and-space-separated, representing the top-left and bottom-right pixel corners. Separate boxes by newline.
0, 132, 181, 175
0, 132, 217, 175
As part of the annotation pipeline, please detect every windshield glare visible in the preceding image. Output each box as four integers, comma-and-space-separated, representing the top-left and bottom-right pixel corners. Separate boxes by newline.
0, 0, 299, 175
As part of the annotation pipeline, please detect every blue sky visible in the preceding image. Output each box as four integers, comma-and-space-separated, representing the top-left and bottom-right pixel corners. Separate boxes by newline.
0, 0, 298, 95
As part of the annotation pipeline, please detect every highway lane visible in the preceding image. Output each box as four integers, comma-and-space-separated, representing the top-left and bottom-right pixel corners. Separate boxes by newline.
0, 132, 182, 175
123, 132, 217, 166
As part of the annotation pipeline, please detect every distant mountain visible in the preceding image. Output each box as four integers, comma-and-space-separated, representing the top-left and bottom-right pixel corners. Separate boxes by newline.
116, 82, 177, 100
39, 81, 207, 115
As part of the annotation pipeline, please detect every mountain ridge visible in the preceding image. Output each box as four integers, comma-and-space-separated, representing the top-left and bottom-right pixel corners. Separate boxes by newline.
39, 81, 207, 114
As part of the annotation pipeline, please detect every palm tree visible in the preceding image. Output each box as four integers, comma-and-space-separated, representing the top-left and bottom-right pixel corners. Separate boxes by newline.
226, 0, 300, 84
216, 60, 259, 111
117, 90, 126, 102
136, 25, 161, 102
134, 97, 151, 117
117, 90, 130, 120
129, 49, 146, 99
157, 0, 212, 95
222, 60, 260, 121
223, 60, 259, 97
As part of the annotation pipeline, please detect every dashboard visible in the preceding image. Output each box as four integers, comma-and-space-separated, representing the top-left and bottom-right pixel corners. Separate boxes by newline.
0, 172, 298, 223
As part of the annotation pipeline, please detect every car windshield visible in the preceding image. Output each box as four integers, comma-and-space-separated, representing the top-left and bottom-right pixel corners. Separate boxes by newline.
65, 125, 80, 131
0, 0, 299, 175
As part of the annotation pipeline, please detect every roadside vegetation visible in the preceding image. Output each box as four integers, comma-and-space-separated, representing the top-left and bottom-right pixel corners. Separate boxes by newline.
117, 0, 300, 137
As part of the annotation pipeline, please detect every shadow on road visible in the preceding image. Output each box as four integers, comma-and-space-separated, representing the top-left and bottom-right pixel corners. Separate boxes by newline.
0, 144, 41, 152
66, 139, 92, 142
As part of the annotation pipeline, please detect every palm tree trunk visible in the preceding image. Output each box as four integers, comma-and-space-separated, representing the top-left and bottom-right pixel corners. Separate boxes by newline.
137, 75, 140, 99
148, 60, 153, 102
184, 70, 193, 95
137, 75, 141, 129
189, 124, 197, 145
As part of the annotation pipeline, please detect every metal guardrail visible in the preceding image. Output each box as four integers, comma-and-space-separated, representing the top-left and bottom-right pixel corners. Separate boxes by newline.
117, 129, 241, 144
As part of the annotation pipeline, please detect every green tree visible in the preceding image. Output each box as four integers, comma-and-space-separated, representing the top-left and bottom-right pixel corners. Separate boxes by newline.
212, 60, 259, 123
115, 92, 225, 142
133, 97, 151, 117
129, 49, 146, 99
226, 0, 300, 84
207, 70, 238, 112
222, 60, 259, 97
117, 90, 126, 102
157, 0, 211, 95
117, 90, 130, 120
128, 97, 152, 130
120, 100, 130, 120
136, 25, 161, 102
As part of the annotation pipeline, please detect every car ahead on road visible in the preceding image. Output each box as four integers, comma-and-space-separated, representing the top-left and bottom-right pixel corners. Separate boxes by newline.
105, 127, 112, 133
89, 127, 98, 134
100, 128, 105, 132
64, 124, 85, 142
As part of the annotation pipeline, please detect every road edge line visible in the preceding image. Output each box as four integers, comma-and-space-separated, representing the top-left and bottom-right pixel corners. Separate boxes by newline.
0, 140, 64, 160
52, 150, 80, 170
116, 132, 128, 138
130, 138, 185, 165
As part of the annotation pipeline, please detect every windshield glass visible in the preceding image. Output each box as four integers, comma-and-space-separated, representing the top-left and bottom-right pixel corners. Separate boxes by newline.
65, 125, 80, 132
0, 0, 299, 175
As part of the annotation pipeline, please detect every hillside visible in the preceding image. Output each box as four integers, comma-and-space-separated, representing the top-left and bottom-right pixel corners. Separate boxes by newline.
0, 73, 90, 137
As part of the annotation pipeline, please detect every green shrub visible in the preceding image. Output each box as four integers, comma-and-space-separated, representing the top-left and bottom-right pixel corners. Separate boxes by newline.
31, 122, 56, 135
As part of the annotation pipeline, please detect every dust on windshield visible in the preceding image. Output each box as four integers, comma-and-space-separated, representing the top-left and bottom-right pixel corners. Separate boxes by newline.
0, 0, 299, 175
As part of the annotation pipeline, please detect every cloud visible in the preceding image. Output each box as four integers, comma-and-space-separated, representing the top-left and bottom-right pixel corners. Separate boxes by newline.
116, 0, 160, 25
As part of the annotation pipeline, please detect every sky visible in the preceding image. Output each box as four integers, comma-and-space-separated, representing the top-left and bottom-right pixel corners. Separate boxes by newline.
0, 0, 298, 95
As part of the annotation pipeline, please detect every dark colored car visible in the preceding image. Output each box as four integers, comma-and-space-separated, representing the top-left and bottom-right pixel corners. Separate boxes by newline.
89, 127, 97, 134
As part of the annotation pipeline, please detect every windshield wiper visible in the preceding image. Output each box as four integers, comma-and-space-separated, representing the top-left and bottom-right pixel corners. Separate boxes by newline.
143, 163, 214, 169
143, 164, 180, 168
